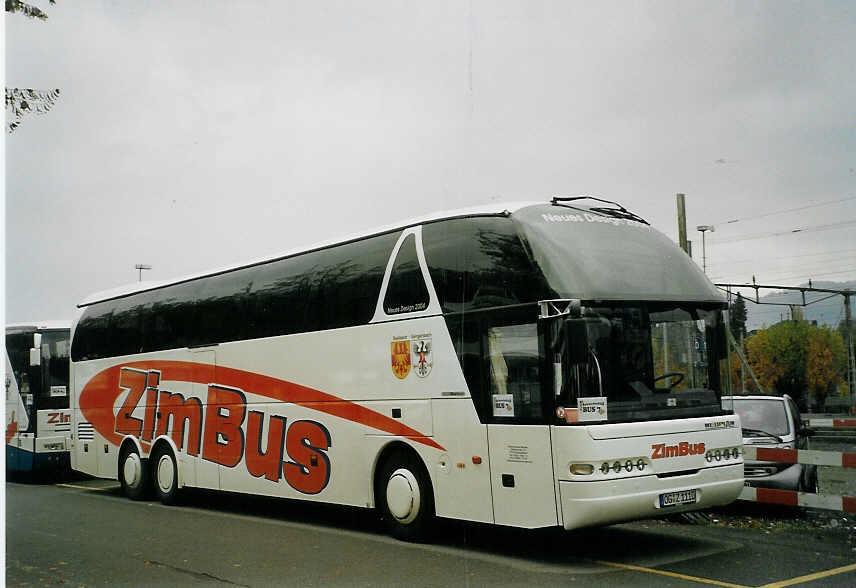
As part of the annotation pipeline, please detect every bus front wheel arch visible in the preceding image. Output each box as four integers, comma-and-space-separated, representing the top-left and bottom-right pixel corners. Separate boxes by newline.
118, 442, 149, 501
374, 446, 435, 542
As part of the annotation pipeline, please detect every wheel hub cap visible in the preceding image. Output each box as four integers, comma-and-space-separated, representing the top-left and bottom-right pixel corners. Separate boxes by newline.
157, 455, 174, 493
123, 453, 141, 487
386, 468, 420, 523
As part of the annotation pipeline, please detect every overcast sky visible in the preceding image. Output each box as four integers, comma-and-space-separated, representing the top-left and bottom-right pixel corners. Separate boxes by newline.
4, 0, 855, 324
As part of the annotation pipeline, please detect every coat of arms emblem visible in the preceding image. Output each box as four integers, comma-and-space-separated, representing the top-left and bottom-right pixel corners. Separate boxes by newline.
411, 336, 432, 378
391, 339, 411, 379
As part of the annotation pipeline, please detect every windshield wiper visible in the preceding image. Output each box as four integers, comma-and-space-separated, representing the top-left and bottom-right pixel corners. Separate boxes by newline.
551, 195, 650, 225
742, 427, 784, 443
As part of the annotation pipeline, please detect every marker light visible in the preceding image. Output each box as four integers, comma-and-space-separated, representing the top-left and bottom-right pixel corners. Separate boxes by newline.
705, 447, 741, 463
570, 463, 595, 475
599, 458, 647, 475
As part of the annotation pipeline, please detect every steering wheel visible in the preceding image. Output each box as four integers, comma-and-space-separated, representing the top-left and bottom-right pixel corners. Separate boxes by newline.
653, 372, 684, 389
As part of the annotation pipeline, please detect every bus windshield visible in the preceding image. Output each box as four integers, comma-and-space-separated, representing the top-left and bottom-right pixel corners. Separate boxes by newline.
553, 303, 728, 424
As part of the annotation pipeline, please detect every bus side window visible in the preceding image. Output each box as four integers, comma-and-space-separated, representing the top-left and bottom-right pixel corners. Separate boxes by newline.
383, 233, 430, 315
485, 323, 542, 421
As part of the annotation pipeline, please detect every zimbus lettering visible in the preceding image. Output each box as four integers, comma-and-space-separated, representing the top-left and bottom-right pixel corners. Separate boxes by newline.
116, 367, 332, 495
651, 441, 706, 460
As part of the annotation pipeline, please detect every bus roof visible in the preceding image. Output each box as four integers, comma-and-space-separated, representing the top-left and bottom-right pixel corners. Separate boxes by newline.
78, 201, 543, 307
6, 320, 71, 333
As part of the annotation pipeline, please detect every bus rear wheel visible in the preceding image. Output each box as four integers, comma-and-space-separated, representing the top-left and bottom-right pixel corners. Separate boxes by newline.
376, 451, 434, 542
152, 445, 180, 505
119, 446, 149, 500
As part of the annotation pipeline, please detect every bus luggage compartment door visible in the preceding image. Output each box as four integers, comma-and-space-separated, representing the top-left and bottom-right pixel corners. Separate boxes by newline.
487, 424, 558, 528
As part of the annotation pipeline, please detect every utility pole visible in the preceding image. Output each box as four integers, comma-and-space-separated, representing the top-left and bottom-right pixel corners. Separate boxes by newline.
845, 291, 854, 413
725, 286, 733, 395
676, 194, 689, 254
740, 329, 746, 394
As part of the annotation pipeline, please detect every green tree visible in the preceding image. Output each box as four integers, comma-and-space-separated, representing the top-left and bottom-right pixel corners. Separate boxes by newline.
745, 320, 846, 410
6, 0, 53, 20
5, 0, 60, 133
806, 327, 846, 408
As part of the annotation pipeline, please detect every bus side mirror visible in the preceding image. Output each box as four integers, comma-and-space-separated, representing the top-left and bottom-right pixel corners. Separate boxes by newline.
716, 321, 728, 358
564, 319, 589, 364
30, 333, 42, 367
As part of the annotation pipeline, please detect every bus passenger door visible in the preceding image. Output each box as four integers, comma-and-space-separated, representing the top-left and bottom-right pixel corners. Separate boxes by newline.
487, 425, 557, 527
484, 322, 558, 528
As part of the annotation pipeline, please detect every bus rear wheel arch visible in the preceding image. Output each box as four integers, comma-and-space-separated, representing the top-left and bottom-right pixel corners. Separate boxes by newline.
150, 442, 181, 505
118, 442, 149, 501
375, 446, 435, 542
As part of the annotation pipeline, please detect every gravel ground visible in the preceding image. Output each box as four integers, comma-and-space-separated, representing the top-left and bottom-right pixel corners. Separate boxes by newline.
671, 502, 856, 554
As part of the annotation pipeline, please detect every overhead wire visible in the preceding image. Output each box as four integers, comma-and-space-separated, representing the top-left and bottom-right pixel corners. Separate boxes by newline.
709, 219, 856, 245
709, 255, 856, 273
713, 267, 856, 286
707, 248, 856, 268
710, 195, 856, 226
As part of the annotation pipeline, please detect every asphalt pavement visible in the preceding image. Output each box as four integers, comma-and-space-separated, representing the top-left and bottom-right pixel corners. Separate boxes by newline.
5, 479, 856, 587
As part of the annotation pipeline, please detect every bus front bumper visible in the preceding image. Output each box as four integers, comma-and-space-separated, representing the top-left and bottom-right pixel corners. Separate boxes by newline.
558, 463, 744, 530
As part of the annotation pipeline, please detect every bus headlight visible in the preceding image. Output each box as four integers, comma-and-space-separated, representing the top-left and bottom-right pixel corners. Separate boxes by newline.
569, 463, 594, 475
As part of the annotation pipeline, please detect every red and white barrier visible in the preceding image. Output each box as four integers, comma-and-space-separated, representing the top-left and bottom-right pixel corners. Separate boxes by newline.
742, 446, 856, 468
806, 418, 856, 428
738, 445, 856, 512
739, 486, 856, 513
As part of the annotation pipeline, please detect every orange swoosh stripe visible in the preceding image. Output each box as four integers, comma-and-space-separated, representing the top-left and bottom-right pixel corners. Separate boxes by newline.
79, 360, 444, 452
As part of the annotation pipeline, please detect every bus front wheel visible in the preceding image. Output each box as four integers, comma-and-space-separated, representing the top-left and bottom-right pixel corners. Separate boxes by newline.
376, 451, 434, 542
119, 446, 149, 500
151, 445, 180, 505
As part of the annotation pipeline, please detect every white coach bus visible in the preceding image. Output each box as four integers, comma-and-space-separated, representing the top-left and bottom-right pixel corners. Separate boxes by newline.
6, 322, 72, 475
69, 197, 743, 540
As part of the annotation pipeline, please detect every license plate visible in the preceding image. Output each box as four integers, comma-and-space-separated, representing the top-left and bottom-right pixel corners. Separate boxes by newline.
659, 489, 697, 507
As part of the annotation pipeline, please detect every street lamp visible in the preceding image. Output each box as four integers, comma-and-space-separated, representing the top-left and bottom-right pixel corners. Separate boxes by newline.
696, 225, 715, 273
135, 264, 152, 282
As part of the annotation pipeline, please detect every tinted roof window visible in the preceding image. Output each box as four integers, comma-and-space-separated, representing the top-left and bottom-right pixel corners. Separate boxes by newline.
422, 216, 553, 314
72, 303, 113, 361
71, 231, 400, 361
309, 231, 400, 328
383, 233, 430, 315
